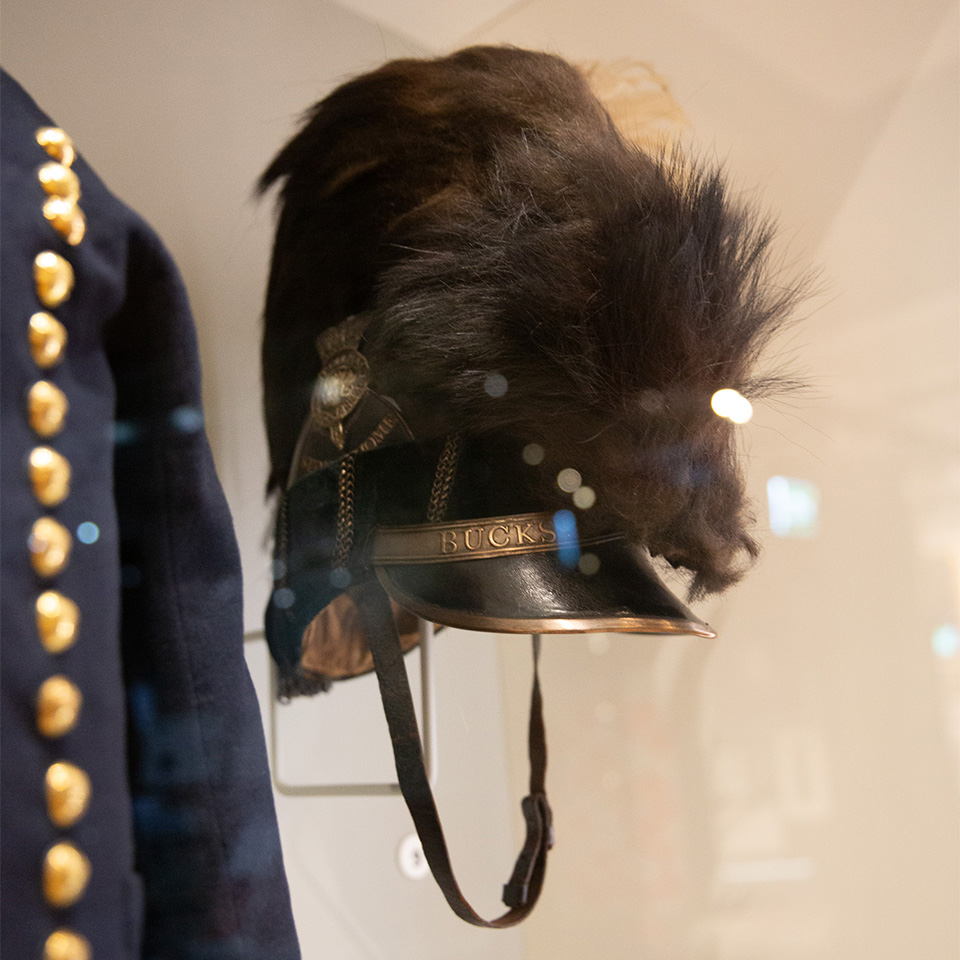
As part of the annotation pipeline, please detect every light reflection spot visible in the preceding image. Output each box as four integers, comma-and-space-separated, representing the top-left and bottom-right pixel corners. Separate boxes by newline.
76, 522, 100, 544
553, 509, 580, 568
483, 373, 508, 398
578, 552, 600, 576
932, 624, 959, 659
573, 485, 595, 509
273, 587, 295, 609
329, 568, 351, 589
315, 372, 349, 405
271, 559, 287, 581
711, 388, 753, 424
767, 475, 820, 538
170, 405, 204, 433
522, 443, 544, 465
557, 468, 582, 493
113, 420, 140, 445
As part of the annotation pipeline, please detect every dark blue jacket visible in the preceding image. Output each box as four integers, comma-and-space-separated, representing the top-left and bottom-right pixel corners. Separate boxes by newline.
1, 70, 301, 960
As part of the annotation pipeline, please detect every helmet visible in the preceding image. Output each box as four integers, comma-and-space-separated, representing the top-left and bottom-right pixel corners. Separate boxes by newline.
260, 45, 800, 926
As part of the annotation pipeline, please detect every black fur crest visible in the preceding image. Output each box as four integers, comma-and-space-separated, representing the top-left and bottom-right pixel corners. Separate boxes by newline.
260, 45, 803, 596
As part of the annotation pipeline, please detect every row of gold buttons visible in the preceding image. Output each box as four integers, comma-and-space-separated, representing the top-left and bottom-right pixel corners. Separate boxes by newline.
30, 126, 93, 960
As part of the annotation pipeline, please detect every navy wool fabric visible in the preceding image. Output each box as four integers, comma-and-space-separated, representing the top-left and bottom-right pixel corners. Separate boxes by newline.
0, 70, 301, 959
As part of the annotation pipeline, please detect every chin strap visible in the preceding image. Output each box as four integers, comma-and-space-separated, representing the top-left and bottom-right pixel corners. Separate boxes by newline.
353, 579, 552, 927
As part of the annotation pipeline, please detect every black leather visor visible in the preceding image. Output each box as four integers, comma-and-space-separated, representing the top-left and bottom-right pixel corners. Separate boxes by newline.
372, 511, 715, 637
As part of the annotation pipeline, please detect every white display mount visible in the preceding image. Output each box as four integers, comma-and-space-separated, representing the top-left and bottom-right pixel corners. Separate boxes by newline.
267, 620, 437, 796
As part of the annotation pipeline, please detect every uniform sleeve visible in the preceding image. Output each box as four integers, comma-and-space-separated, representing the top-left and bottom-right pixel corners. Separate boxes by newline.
105, 220, 301, 959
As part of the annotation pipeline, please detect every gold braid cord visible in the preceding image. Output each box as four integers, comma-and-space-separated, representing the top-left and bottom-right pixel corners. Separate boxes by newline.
333, 454, 356, 569
426, 435, 462, 524
333, 432, 458, 570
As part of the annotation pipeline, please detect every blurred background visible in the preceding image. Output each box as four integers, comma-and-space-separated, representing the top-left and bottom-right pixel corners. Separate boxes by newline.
3, 1, 957, 956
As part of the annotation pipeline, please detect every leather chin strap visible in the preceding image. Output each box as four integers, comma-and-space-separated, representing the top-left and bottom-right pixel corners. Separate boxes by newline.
353, 579, 553, 927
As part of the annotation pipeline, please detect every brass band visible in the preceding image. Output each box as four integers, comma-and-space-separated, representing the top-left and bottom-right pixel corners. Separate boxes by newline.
372, 511, 621, 565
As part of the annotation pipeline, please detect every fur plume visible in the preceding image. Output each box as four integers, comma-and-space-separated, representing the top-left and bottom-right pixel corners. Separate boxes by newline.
260, 45, 805, 596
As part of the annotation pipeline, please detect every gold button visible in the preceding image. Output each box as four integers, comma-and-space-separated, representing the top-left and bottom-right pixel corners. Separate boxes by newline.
29, 517, 73, 578
36, 591, 80, 653
28, 380, 69, 437
38, 162, 81, 202
43, 929, 91, 960
46, 761, 92, 828
34, 251, 75, 308
43, 196, 86, 246
43, 842, 91, 908
29, 312, 68, 368
29, 446, 71, 507
36, 675, 83, 737
36, 127, 76, 167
